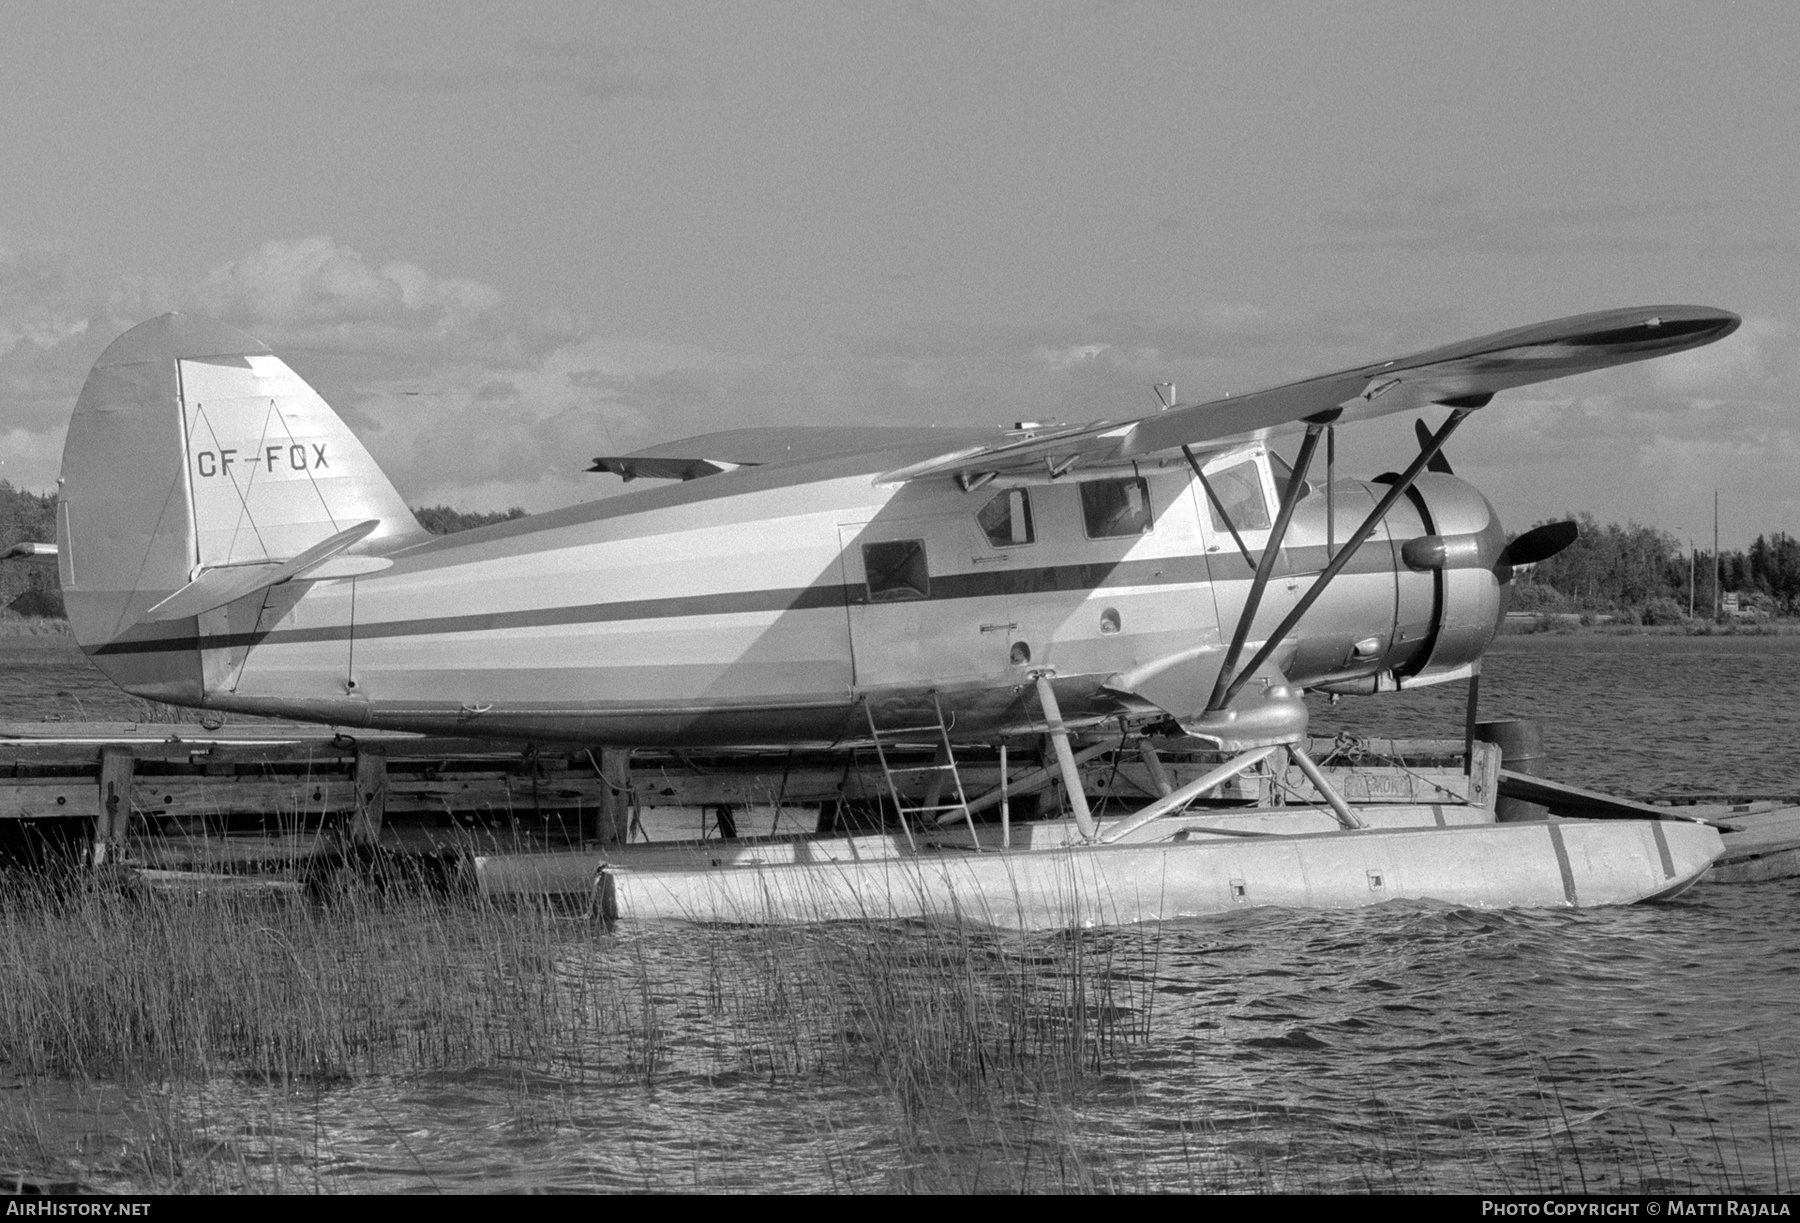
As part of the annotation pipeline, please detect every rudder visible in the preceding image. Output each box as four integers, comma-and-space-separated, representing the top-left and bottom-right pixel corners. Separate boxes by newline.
58, 314, 424, 662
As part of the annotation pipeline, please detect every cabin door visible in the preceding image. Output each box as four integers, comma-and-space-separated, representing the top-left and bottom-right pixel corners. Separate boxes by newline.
1195, 450, 1314, 660
837, 522, 1015, 689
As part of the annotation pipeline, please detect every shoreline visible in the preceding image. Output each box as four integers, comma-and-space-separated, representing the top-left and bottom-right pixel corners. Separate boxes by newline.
8, 618, 1800, 654
1491, 623, 1800, 652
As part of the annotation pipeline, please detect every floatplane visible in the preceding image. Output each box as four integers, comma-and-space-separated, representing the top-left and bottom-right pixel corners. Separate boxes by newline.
50, 305, 1741, 925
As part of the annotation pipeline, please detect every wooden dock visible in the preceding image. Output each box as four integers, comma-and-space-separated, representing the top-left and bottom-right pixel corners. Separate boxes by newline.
1, 721, 1791, 890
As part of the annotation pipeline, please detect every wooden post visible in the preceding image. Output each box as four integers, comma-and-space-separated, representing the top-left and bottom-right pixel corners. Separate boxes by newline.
595, 747, 631, 845
93, 749, 133, 867
350, 749, 387, 847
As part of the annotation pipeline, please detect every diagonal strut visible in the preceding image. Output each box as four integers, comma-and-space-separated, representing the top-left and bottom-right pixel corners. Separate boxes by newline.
1211, 407, 1476, 711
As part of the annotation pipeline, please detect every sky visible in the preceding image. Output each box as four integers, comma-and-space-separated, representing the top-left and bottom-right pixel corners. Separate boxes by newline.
1, 0, 1796, 547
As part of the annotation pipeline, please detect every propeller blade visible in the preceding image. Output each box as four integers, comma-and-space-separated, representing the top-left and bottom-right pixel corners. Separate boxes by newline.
1415, 418, 1454, 475
1498, 520, 1579, 569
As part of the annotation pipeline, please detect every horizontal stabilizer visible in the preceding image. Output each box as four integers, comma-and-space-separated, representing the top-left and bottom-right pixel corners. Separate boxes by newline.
1, 542, 56, 561
143, 519, 381, 623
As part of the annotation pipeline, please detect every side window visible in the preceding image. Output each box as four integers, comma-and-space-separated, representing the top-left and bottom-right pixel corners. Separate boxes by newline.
1080, 477, 1154, 539
1205, 461, 1271, 532
862, 539, 930, 601
976, 488, 1035, 547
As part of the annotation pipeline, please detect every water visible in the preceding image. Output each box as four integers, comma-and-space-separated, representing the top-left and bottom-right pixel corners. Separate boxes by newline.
4, 629, 1799, 1192
1312, 633, 1800, 797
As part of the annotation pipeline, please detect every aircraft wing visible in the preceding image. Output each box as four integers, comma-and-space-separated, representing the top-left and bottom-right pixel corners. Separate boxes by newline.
877, 305, 1740, 484
591, 424, 1000, 480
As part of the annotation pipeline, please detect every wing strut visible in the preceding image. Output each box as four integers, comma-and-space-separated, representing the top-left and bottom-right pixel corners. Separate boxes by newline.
1209, 406, 1476, 712
1204, 422, 1328, 713
1181, 444, 1256, 569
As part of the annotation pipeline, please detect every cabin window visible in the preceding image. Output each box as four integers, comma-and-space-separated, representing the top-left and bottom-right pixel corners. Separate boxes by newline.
1080, 477, 1154, 538
1205, 461, 1272, 533
977, 488, 1035, 547
862, 539, 930, 602
1268, 452, 1312, 501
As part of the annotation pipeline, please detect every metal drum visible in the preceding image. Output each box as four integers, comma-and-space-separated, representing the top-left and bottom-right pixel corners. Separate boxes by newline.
1475, 718, 1551, 822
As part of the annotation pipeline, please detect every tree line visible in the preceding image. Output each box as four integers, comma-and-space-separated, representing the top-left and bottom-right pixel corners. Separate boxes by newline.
1, 482, 527, 618
7, 479, 1797, 622
1514, 513, 1800, 622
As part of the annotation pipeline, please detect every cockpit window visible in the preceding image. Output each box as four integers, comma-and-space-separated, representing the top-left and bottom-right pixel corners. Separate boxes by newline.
1205, 461, 1272, 533
977, 488, 1035, 547
862, 539, 930, 601
1080, 477, 1154, 538
1267, 452, 1311, 501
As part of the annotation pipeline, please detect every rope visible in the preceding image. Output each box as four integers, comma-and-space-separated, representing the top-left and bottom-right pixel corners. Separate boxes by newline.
1317, 731, 1468, 802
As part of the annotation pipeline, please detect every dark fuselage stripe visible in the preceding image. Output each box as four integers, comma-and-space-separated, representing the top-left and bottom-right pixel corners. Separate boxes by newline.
90, 545, 1404, 658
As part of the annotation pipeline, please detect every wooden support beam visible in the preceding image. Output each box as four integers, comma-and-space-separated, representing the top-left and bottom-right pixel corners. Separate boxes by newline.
93, 748, 133, 867
594, 747, 632, 844
349, 749, 387, 847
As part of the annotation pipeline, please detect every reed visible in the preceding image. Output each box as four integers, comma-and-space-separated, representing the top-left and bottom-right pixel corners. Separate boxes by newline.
0, 872, 1148, 1191
0, 874, 1787, 1193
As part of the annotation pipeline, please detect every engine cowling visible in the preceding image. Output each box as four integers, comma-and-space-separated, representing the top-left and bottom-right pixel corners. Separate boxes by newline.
1288, 473, 1507, 695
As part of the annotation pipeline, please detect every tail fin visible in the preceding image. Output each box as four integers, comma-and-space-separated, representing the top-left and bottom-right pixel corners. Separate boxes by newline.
58, 313, 424, 652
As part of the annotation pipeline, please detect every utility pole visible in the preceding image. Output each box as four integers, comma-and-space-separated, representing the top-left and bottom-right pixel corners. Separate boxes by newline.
1689, 541, 1695, 619
1714, 489, 1721, 620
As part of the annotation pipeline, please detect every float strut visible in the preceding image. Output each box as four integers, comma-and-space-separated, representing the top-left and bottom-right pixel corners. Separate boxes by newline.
1099, 746, 1278, 844
1288, 743, 1365, 830
1033, 674, 1098, 841
999, 742, 1011, 849
1137, 741, 1175, 797
947, 739, 1113, 822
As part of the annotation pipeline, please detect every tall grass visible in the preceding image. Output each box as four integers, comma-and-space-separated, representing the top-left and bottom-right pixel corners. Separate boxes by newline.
0, 872, 1149, 1191
0, 874, 1787, 1193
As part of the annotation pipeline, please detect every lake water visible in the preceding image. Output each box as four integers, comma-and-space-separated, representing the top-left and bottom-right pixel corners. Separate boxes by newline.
3, 630, 1798, 1192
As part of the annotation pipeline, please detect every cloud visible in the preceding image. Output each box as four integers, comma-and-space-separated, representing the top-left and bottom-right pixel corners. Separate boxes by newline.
191, 236, 501, 331
1647, 314, 1790, 398
359, 39, 678, 101
1421, 313, 1800, 545
1312, 183, 1699, 254
4, 230, 1799, 542
0, 238, 92, 363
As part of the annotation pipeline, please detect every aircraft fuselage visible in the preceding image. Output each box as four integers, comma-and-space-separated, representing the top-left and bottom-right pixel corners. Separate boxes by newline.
85, 441, 1503, 747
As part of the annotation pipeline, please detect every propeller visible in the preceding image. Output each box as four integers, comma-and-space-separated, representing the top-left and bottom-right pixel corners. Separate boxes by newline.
1413, 419, 1454, 475
1375, 417, 1460, 483
1498, 520, 1579, 570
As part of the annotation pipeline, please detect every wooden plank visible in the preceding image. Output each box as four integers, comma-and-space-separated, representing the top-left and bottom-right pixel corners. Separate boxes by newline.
1710, 846, 1800, 884
3, 760, 1492, 821
0, 782, 89, 818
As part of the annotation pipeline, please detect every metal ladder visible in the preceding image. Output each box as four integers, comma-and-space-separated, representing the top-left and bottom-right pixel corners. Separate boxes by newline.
863, 693, 980, 850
